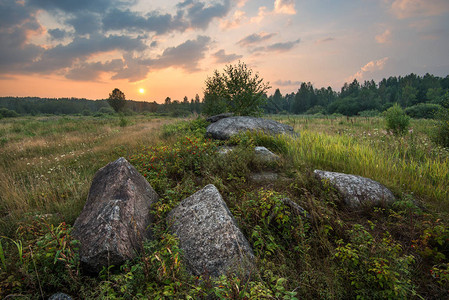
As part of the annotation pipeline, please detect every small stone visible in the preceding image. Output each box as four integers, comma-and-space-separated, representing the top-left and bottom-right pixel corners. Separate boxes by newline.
48, 293, 73, 300
254, 146, 280, 162
249, 172, 279, 182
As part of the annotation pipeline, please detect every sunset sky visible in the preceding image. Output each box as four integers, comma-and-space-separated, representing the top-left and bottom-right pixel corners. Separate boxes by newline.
1, 0, 448, 103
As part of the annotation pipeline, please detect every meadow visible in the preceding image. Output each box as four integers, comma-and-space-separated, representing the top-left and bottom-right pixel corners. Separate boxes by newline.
0, 114, 448, 299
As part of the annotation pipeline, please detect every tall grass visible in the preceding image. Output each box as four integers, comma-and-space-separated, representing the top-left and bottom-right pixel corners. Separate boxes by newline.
0, 115, 172, 236
276, 116, 449, 210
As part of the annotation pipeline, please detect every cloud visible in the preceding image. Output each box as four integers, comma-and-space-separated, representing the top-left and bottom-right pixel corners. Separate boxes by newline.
253, 39, 300, 53
48, 28, 69, 40
101, 1, 231, 35
212, 49, 242, 63
150, 35, 211, 72
0, 1, 45, 72
65, 59, 124, 81
68, 11, 103, 35
274, 0, 296, 15
27, 34, 146, 73
102, 9, 183, 35
315, 37, 335, 44
389, 0, 449, 19
177, 0, 232, 30
250, 6, 269, 23
111, 54, 151, 82
237, 32, 276, 46
0, 0, 227, 82
375, 29, 392, 44
274, 80, 302, 86
30, 0, 122, 13
220, 10, 246, 29
237, 0, 248, 8
349, 57, 389, 81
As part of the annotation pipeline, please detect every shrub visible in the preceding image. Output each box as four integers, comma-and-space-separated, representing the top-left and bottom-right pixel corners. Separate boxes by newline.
0, 108, 19, 118
405, 103, 441, 119
335, 224, 416, 299
384, 103, 410, 135
432, 98, 449, 148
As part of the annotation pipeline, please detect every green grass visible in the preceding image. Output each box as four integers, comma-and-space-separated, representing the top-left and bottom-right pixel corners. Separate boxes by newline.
1, 115, 448, 299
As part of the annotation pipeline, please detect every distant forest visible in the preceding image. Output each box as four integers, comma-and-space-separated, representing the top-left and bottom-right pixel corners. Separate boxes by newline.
1, 73, 448, 119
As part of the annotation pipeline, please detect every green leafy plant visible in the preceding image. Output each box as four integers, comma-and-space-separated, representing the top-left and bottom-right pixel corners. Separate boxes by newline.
335, 224, 416, 299
203, 61, 271, 116
384, 103, 410, 135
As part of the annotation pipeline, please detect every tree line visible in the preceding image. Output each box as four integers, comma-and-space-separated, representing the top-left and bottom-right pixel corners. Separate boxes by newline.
265, 73, 449, 118
1, 72, 448, 119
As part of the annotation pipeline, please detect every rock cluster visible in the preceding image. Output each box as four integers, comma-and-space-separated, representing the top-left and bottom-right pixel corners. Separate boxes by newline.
72, 116, 398, 282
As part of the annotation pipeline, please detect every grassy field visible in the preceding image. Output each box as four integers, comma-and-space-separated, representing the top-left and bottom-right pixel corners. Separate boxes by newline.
1, 114, 448, 299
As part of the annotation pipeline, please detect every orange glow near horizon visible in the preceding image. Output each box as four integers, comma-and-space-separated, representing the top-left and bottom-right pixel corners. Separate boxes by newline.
0, 69, 210, 103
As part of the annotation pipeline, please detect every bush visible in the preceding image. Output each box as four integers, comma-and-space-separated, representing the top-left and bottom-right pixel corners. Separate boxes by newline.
0, 108, 19, 118
432, 105, 449, 148
405, 103, 441, 119
98, 107, 115, 115
384, 103, 410, 135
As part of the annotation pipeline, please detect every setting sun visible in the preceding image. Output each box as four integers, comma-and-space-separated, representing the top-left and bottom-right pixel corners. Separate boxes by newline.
139, 88, 145, 94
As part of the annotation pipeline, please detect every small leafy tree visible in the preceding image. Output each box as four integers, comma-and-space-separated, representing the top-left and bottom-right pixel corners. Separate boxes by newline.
107, 88, 126, 113
384, 103, 410, 135
203, 61, 271, 116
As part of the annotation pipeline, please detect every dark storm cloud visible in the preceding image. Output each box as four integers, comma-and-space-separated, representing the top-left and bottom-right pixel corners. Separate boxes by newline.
212, 49, 242, 63
151, 35, 212, 72
237, 32, 276, 46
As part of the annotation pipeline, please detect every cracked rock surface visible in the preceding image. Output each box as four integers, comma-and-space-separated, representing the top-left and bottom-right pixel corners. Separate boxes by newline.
167, 184, 254, 278
206, 116, 296, 140
73, 157, 159, 273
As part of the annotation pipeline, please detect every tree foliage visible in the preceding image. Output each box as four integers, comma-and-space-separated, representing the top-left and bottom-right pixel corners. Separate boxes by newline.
107, 88, 127, 113
384, 103, 410, 135
203, 61, 271, 116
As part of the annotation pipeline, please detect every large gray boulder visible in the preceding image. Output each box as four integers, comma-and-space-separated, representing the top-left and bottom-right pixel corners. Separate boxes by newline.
206, 116, 295, 140
73, 157, 159, 273
206, 112, 234, 123
167, 184, 255, 277
314, 170, 395, 209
